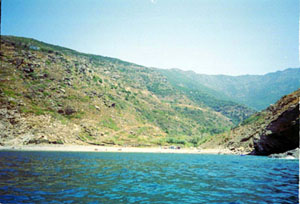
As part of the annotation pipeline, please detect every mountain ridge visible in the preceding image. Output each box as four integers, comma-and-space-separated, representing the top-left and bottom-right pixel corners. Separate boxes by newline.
176, 68, 300, 110
5, 35, 298, 79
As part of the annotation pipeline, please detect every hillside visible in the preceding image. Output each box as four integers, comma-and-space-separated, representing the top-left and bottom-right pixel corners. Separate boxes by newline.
162, 68, 300, 110
0, 36, 255, 147
158, 69, 255, 125
202, 89, 300, 155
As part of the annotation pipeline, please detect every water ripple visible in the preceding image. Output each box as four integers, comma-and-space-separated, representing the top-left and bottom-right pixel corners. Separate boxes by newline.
0, 152, 298, 203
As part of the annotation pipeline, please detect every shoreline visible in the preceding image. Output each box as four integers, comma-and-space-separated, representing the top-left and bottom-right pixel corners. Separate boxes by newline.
0, 144, 235, 155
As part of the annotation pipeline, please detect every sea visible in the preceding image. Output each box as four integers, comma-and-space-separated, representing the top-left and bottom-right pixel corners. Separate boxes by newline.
0, 151, 298, 204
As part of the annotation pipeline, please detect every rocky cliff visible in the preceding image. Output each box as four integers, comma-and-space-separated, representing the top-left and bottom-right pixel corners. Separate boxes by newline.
203, 89, 299, 155
250, 90, 299, 155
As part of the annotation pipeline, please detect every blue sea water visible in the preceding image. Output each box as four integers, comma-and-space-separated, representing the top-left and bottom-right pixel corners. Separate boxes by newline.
0, 151, 298, 204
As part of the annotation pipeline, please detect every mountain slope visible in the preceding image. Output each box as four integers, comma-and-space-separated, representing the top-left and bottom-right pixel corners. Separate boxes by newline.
0, 35, 254, 147
178, 68, 300, 110
202, 89, 300, 155
158, 68, 255, 125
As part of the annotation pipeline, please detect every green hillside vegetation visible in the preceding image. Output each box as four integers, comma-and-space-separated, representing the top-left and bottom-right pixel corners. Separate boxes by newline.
1, 35, 255, 147
158, 69, 254, 124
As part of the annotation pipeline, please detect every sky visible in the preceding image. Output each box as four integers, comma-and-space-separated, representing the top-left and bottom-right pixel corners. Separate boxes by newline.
2, 0, 299, 75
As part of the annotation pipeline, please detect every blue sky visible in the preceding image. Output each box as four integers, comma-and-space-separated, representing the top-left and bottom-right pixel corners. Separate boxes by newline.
2, 0, 299, 75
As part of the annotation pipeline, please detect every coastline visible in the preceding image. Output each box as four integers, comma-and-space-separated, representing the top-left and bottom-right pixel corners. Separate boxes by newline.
0, 145, 235, 155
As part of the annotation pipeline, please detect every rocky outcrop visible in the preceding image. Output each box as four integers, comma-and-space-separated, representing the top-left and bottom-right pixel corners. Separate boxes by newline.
251, 103, 299, 155
223, 89, 300, 155
269, 148, 299, 159
0, 103, 82, 146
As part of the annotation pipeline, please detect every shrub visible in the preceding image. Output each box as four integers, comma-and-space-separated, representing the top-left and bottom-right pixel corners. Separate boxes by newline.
100, 118, 119, 131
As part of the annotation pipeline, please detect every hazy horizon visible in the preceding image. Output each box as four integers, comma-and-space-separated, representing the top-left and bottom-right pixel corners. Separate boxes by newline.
2, 0, 299, 75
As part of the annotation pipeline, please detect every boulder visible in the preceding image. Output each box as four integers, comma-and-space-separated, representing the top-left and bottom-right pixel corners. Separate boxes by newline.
64, 106, 76, 115
23, 67, 34, 73
269, 148, 299, 159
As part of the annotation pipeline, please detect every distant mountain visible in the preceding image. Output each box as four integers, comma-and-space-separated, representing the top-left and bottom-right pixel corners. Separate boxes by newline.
202, 89, 300, 155
0, 35, 254, 147
163, 68, 300, 110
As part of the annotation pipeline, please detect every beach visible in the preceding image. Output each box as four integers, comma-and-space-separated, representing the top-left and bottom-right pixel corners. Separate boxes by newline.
0, 145, 234, 154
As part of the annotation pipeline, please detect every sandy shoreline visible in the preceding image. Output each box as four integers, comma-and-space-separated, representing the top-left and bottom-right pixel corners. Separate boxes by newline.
0, 145, 235, 155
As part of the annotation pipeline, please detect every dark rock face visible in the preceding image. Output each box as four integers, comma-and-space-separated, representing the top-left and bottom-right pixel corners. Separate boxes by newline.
251, 104, 299, 155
